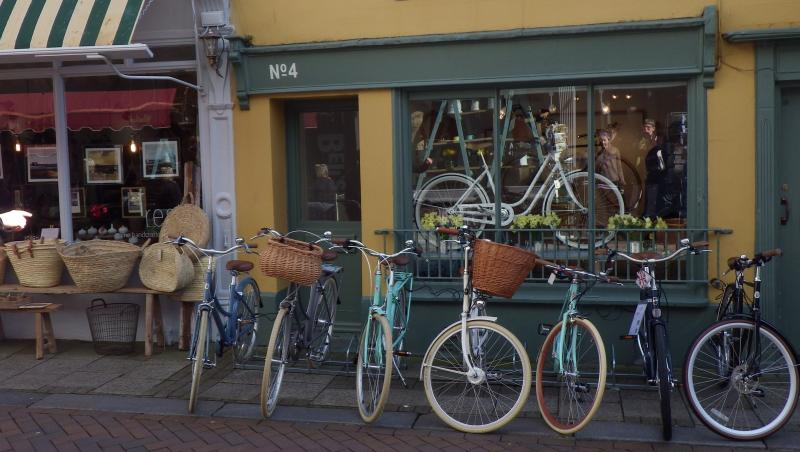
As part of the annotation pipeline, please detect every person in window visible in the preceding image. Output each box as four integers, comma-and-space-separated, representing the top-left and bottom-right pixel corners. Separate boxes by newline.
308, 163, 338, 220
0, 210, 32, 232
596, 129, 626, 188
411, 110, 434, 172
640, 119, 668, 219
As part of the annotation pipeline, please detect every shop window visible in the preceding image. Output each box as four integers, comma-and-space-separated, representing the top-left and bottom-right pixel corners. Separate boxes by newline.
64, 74, 199, 243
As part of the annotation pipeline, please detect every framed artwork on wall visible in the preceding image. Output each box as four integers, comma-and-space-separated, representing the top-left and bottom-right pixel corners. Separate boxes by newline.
142, 140, 179, 178
27, 145, 58, 182
71, 188, 85, 217
85, 146, 123, 184
121, 187, 146, 218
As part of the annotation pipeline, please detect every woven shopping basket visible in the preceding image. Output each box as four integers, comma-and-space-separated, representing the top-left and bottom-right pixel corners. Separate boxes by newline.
0, 249, 6, 284
259, 236, 322, 286
158, 193, 210, 248
471, 239, 537, 298
176, 255, 215, 302
60, 241, 142, 292
5, 239, 65, 287
138, 243, 194, 292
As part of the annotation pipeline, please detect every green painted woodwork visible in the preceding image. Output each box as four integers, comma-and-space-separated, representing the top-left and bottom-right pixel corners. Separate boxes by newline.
230, 7, 718, 110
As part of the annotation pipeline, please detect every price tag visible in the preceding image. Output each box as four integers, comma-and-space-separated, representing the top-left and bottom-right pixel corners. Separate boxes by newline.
628, 302, 647, 336
547, 272, 556, 285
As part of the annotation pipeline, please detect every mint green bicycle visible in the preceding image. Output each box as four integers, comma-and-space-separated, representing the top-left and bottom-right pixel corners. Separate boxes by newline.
331, 238, 420, 423
535, 259, 618, 434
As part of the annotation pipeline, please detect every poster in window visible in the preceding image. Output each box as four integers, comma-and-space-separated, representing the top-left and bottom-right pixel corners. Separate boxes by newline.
121, 187, 146, 218
71, 188, 85, 217
27, 145, 58, 182
85, 146, 123, 184
142, 140, 180, 178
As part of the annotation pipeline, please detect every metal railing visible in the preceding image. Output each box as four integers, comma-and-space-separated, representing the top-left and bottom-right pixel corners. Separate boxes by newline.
375, 227, 733, 284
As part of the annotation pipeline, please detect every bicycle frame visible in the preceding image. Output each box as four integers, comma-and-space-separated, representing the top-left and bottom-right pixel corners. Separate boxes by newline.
553, 280, 582, 375
364, 262, 414, 365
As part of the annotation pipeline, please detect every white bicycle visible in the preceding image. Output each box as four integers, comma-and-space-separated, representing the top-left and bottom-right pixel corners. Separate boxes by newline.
414, 124, 625, 249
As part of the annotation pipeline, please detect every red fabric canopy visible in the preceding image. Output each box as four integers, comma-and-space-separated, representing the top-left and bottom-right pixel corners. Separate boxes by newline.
0, 88, 177, 133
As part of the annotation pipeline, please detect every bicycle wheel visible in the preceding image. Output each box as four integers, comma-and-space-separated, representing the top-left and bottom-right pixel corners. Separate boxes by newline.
653, 322, 673, 440
232, 278, 261, 365
422, 319, 531, 433
619, 157, 643, 216
543, 172, 624, 248
536, 318, 607, 434
356, 313, 393, 423
414, 173, 490, 230
188, 310, 209, 414
260, 307, 290, 417
684, 320, 799, 440
307, 277, 338, 365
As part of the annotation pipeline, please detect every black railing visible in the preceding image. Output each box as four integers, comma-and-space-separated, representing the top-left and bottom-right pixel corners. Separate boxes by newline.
375, 227, 733, 284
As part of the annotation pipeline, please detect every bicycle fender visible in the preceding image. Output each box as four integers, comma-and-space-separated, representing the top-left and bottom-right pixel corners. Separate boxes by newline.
418, 316, 498, 380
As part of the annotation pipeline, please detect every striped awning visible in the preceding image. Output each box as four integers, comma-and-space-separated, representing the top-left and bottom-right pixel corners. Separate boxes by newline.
0, 0, 145, 50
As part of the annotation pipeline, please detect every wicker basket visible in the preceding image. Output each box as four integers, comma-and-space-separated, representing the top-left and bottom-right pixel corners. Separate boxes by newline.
5, 239, 65, 287
158, 194, 210, 248
176, 255, 215, 302
471, 239, 537, 298
60, 241, 142, 291
0, 250, 7, 285
259, 236, 322, 286
138, 243, 194, 292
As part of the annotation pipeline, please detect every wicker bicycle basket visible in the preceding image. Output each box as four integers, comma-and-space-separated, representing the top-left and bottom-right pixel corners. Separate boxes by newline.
259, 236, 322, 286
5, 239, 65, 287
60, 241, 142, 292
471, 239, 537, 298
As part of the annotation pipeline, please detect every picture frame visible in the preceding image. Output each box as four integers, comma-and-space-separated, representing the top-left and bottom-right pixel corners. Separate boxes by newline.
142, 140, 179, 178
85, 146, 123, 184
71, 188, 85, 217
121, 187, 146, 218
27, 145, 58, 182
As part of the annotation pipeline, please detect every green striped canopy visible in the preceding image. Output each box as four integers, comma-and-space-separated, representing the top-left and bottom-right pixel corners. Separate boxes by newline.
0, 0, 144, 50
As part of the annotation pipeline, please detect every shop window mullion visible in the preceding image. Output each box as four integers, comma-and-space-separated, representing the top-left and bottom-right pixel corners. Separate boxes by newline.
493, 91, 502, 235
586, 86, 595, 269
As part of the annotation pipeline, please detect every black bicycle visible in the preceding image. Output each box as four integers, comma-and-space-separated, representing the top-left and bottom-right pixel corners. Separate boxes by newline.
602, 238, 709, 440
683, 249, 799, 440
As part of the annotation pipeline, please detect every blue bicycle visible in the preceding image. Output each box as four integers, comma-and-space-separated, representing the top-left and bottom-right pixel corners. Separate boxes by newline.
168, 235, 262, 413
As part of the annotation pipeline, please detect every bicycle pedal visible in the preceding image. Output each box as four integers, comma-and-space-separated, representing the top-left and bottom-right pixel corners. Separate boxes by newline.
394, 350, 412, 357
538, 323, 553, 336
620, 335, 636, 341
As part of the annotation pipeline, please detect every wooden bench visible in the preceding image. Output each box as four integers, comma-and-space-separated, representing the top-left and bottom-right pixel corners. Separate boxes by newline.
0, 303, 61, 359
0, 284, 198, 357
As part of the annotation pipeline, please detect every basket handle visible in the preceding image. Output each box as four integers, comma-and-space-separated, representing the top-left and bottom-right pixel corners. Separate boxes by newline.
89, 298, 106, 309
182, 192, 195, 206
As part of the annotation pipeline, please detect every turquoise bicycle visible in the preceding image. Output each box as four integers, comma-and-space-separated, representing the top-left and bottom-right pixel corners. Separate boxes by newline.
535, 259, 618, 434
332, 238, 420, 423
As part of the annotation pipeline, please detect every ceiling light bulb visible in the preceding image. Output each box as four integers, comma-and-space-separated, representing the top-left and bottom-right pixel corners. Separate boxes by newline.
612, 94, 618, 99
601, 103, 611, 114
14, 137, 21, 152
625, 94, 632, 100
129, 138, 137, 153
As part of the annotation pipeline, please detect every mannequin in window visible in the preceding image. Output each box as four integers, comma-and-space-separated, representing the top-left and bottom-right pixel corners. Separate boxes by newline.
411, 110, 433, 172
596, 129, 625, 188
640, 119, 668, 218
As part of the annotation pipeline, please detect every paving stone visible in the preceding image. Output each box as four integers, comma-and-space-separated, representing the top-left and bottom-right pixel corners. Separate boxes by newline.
23, 356, 100, 375
282, 370, 336, 385
764, 429, 800, 450
200, 382, 260, 402
31, 394, 222, 418
310, 387, 357, 408
82, 358, 144, 374
0, 391, 45, 408
0, 373, 59, 390
0, 342, 29, 359
42, 371, 121, 392
91, 378, 160, 396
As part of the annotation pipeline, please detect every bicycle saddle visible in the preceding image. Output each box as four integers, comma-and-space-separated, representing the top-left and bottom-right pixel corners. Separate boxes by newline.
226, 260, 254, 272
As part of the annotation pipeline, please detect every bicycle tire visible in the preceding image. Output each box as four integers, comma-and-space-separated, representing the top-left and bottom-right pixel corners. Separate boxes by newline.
307, 277, 338, 366
619, 157, 643, 216
188, 310, 209, 414
683, 320, 799, 440
414, 173, 490, 231
653, 322, 673, 441
232, 278, 261, 365
543, 172, 624, 249
422, 319, 531, 433
356, 313, 393, 423
536, 318, 607, 434
260, 307, 290, 417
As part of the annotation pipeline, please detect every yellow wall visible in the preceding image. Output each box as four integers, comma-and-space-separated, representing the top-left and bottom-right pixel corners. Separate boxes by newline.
233, 90, 394, 295
232, 0, 800, 292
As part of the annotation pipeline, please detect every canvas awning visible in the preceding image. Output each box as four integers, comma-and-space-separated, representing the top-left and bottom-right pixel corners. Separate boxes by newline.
0, 0, 151, 62
0, 88, 177, 132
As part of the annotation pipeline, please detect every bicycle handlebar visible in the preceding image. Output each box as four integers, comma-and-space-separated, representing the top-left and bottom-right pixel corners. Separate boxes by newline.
166, 235, 256, 257
726, 248, 782, 271
602, 240, 710, 266
536, 258, 622, 285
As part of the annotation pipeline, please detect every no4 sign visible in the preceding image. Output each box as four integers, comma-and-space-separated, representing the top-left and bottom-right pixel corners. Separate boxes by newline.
269, 62, 298, 80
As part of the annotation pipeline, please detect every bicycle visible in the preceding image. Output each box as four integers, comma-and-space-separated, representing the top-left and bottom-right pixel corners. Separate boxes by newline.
601, 238, 709, 440
683, 249, 799, 440
535, 259, 620, 434
167, 235, 262, 414
414, 123, 625, 249
259, 228, 343, 418
419, 225, 532, 433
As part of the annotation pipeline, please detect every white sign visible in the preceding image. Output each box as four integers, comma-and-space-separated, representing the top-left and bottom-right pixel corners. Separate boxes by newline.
269, 62, 298, 80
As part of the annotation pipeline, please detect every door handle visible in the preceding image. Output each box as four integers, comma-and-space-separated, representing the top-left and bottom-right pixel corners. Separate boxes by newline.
780, 196, 790, 225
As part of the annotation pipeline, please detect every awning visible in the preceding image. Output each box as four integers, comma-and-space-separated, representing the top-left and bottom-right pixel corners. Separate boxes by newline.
0, 88, 177, 132
0, 0, 151, 62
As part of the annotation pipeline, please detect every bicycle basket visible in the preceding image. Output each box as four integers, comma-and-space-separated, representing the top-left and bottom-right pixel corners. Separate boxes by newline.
259, 236, 322, 286
471, 239, 537, 298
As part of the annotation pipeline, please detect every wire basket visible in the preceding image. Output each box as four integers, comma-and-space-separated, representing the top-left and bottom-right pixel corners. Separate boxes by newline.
471, 239, 537, 298
86, 298, 139, 355
259, 236, 322, 286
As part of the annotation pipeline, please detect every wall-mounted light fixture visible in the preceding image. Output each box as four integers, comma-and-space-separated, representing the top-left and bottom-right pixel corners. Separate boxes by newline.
199, 11, 234, 72
129, 136, 137, 153
14, 135, 21, 152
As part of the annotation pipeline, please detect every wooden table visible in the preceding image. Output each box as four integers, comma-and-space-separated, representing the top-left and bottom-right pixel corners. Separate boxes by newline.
0, 284, 198, 357
0, 303, 61, 359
